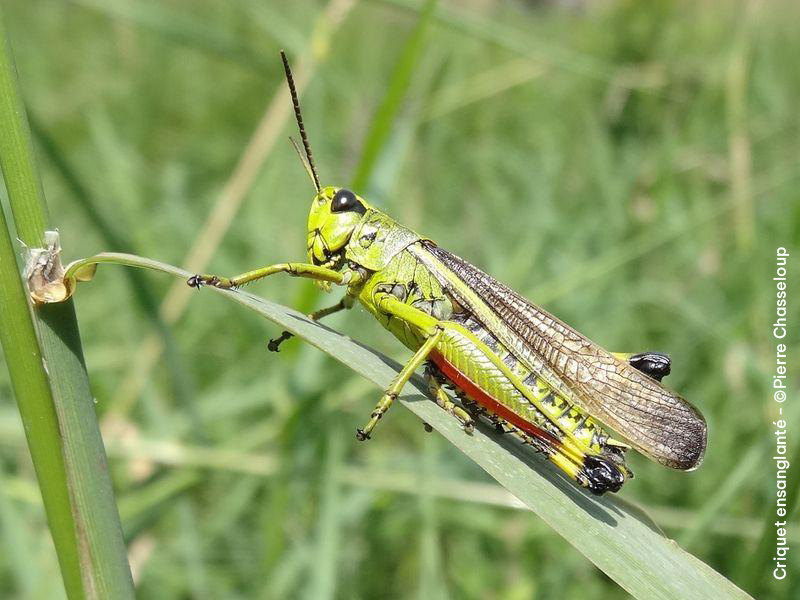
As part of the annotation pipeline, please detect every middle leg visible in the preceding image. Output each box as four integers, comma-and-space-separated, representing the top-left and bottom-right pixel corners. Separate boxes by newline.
268, 295, 354, 352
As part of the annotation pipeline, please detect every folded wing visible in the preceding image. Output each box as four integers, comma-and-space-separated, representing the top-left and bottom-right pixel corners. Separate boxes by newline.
425, 243, 707, 470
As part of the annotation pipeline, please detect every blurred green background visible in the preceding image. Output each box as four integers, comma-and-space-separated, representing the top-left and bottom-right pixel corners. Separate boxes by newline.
0, 0, 798, 598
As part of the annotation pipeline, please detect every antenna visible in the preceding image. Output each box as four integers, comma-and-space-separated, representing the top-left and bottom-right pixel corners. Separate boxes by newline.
288, 136, 317, 189
280, 50, 320, 192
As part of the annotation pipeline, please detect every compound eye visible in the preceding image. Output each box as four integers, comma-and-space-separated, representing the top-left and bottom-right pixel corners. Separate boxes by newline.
331, 188, 365, 214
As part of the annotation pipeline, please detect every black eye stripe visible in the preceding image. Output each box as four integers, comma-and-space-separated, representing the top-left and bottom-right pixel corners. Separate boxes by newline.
331, 188, 366, 215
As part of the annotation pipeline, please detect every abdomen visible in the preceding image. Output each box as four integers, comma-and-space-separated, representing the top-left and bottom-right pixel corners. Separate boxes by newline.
430, 316, 631, 493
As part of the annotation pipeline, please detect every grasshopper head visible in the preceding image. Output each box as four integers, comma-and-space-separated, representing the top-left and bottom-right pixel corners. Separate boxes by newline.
277, 53, 371, 268
307, 186, 370, 266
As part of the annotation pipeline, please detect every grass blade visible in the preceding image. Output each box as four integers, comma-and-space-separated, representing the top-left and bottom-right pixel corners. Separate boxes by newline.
0, 9, 134, 597
0, 204, 84, 599
60, 252, 751, 600
207, 279, 752, 600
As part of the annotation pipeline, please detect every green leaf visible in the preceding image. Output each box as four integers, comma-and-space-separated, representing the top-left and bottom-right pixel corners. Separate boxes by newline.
65, 252, 751, 600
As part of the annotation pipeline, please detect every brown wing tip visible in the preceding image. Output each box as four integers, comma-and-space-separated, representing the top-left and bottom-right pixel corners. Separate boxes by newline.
664, 409, 708, 470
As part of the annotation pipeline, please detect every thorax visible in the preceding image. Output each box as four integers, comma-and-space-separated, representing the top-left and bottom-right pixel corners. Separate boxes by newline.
357, 243, 454, 350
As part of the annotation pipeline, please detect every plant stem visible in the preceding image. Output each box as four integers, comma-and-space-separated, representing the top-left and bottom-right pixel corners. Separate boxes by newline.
0, 6, 134, 599
0, 168, 85, 599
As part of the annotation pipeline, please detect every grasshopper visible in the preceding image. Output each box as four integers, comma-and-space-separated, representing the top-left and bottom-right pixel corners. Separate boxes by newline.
188, 52, 706, 495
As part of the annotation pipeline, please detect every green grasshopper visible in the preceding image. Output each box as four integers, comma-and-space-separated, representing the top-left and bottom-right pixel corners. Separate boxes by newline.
188, 52, 707, 495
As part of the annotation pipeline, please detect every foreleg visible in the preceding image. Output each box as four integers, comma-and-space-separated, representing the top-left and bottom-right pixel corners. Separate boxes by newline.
188, 262, 354, 290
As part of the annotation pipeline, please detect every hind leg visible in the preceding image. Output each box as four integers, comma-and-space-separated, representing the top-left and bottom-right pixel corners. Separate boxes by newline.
425, 369, 474, 434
